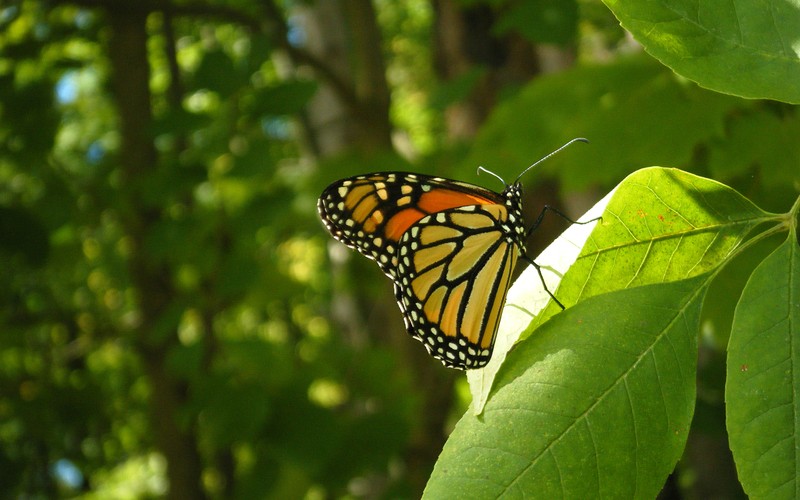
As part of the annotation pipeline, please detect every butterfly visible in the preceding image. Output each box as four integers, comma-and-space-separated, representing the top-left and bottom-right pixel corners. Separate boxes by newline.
318, 138, 588, 369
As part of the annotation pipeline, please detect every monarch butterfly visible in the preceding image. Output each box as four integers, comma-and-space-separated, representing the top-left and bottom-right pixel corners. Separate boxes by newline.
318, 138, 588, 369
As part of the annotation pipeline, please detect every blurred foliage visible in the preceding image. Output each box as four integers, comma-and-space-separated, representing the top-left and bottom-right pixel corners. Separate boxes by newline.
0, 0, 796, 498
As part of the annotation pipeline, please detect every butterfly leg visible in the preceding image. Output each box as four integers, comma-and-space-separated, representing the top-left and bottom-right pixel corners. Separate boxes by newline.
523, 206, 601, 309
526, 205, 602, 237
520, 254, 566, 310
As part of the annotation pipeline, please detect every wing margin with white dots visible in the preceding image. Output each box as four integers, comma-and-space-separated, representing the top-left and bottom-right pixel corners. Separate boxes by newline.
393, 204, 518, 369
317, 172, 504, 279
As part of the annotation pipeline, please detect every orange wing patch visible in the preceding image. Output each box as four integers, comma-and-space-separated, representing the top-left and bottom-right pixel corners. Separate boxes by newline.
385, 208, 427, 241
418, 189, 495, 213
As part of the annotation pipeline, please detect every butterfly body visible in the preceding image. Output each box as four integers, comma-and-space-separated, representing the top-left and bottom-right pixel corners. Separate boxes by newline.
318, 172, 527, 369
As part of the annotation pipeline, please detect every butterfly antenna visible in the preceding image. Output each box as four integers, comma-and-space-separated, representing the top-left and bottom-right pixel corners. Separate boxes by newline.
477, 166, 508, 188
513, 137, 589, 184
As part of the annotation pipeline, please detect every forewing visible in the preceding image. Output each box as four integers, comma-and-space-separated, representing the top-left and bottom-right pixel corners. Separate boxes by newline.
317, 172, 503, 278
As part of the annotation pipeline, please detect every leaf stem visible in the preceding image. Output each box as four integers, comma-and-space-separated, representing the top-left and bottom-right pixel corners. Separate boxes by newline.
707, 201, 796, 284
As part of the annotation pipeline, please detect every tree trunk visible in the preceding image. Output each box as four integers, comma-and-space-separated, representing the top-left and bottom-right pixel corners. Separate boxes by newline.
292, 1, 455, 495
106, 7, 206, 499
293, 0, 393, 154
432, 0, 541, 140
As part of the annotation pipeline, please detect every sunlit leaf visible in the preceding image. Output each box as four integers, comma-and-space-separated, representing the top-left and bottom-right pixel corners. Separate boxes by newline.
603, 0, 800, 103
545, 168, 773, 318
472, 168, 776, 410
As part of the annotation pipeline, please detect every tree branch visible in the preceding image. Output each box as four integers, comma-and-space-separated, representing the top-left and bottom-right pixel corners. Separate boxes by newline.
258, 0, 361, 113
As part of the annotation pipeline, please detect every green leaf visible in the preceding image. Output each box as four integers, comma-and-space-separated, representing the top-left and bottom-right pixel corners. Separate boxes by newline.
603, 0, 800, 103
465, 57, 743, 192
0, 206, 50, 267
427, 275, 708, 498
151, 108, 213, 136
245, 80, 318, 116
430, 67, 487, 110
194, 50, 244, 97
494, 0, 578, 45
708, 111, 800, 189
193, 374, 273, 446
472, 168, 775, 410
547, 168, 772, 318
218, 250, 259, 299
726, 235, 800, 498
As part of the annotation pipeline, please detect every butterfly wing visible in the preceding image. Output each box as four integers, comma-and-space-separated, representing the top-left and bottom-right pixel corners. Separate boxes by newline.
394, 204, 518, 369
317, 173, 505, 278
318, 172, 520, 369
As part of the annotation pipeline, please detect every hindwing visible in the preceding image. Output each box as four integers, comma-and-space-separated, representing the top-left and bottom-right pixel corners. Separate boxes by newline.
393, 205, 518, 369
